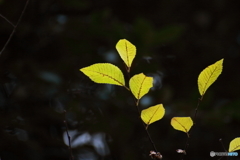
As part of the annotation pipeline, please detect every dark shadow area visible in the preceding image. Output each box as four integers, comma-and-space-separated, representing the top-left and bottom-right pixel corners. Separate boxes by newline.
0, 0, 240, 160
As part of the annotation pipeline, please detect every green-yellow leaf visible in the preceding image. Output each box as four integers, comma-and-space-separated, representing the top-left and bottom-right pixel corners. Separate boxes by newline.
116, 39, 136, 71
171, 117, 193, 137
229, 137, 240, 152
198, 59, 224, 96
80, 63, 125, 86
129, 73, 153, 100
141, 104, 165, 129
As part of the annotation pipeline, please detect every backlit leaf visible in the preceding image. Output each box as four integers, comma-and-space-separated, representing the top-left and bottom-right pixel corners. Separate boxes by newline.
171, 117, 193, 137
129, 73, 153, 100
116, 39, 136, 71
229, 137, 240, 152
80, 63, 125, 86
141, 104, 165, 129
198, 59, 223, 96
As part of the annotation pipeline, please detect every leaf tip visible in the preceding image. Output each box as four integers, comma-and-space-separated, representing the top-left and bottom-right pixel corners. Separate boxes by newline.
116, 39, 136, 68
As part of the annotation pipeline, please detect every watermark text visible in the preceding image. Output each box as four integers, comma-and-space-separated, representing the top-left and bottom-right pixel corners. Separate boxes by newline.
210, 151, 238, 157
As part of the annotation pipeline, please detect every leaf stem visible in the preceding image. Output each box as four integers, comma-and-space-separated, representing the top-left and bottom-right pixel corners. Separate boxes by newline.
193, 96, 202, 123
123, 85, 130, 91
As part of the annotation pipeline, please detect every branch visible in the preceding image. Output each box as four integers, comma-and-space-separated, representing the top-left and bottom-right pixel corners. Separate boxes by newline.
181, 97, 202, 160
0, 14, 15, 27
0, 0, 30, 56
64, 110, 74, 160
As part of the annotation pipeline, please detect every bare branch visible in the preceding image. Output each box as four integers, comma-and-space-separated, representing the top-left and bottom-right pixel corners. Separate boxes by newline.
0, 14, 15, 27
63, 110, 74, 160
0, 0, 30, 56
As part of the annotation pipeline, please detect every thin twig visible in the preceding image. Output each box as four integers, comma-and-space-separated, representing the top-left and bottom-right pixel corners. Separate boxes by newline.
145, 124, 158, 152
134, 102, 158, 152
124, 61, 160, 156
193, 97, 203, 123
218, 138, 229, 160
217, 156, 223, 160
0, 0, 30, 56
129, 80, 159, 155
64, 110, 74, 160
181, 96, 203, 160
0, 14, 15, 27
219, 138, 227, 152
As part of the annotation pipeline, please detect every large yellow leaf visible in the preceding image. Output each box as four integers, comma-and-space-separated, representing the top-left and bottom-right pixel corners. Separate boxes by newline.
129, 73, 153, 100
80, 63, 125, 86
198, 59, 223, 96
116, 39, 136, 71
171, 117, 193, 137
141, 104, 165, 129
229, 137, 240, 152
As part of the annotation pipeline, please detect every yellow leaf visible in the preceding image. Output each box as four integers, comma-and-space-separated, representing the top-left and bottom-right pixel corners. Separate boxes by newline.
141, 104, 165, 128
171, 117, 193, 137
116, 39, 136, 71
80, 63, 125, 86
198, 59, 224, 96
229, 137, 240, 152
129, 73, 153, 100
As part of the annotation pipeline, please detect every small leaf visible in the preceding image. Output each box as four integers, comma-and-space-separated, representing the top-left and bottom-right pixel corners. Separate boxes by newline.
198, 59, 224, 96
129, 73, 153, 100
171, 117, 193, 137
116, 39, 136, 71
80, 63, 125, 86
141, 104, 165, 129
229, 137, 240, 152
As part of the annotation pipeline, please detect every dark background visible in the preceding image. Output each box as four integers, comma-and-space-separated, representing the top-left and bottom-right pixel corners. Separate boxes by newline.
0, 0, 240, 160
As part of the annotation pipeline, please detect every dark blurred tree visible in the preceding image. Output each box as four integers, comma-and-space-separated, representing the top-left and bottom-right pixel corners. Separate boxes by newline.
0, 0, 240, 160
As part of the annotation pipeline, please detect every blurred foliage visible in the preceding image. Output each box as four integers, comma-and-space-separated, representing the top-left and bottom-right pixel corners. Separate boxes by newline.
0, 0, 240, 160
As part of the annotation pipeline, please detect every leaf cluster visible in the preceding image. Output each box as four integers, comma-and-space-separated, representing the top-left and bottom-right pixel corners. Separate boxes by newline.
80, 39, 239, 158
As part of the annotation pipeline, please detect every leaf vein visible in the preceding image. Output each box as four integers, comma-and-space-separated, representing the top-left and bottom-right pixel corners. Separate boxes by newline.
174, 118, 188, 132
137, 76, 146, 99
88, 70, 124, 86
147, 106, 160, 124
